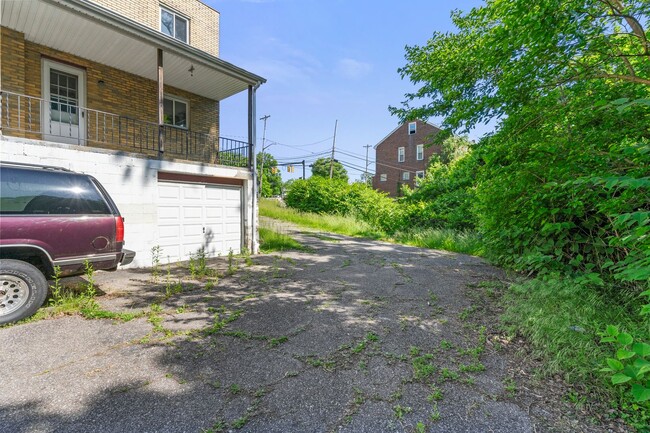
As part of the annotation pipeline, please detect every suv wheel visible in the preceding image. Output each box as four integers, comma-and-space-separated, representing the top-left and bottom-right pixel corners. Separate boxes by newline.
0, 260, 48, 325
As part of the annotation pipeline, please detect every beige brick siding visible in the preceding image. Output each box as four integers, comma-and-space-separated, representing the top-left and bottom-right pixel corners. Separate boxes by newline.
1, 27, 220, 161
89, 0, 219, 57
372, 120, 442, 197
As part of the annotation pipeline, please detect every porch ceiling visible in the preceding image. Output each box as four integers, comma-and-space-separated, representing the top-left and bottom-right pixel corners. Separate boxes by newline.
1, 0, 265, 101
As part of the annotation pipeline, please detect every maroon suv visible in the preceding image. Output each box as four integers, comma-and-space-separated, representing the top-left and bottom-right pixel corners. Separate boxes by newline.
0, 162, 135, 324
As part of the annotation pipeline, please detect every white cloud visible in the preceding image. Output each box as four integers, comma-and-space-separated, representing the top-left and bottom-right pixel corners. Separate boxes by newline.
335, 58, 372, 79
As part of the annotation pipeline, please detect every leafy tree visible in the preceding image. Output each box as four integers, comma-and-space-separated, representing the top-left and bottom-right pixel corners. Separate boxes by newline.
311, 157, 348, 181
257, 152, 282, 197
391, 0, 650, 132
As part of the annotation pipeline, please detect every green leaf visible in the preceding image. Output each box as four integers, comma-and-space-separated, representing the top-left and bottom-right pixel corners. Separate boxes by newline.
617, 333, 634, 346
634, 358, 650, 376
612, 373, 632, 385
605, 325, 619, 337
616, 349, 637, 360
631, 384, 650, 402
633, 342, 650, 357
607, 358, 624, 371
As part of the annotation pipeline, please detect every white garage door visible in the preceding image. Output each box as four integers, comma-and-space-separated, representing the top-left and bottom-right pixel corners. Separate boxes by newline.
157, 181, 242, 262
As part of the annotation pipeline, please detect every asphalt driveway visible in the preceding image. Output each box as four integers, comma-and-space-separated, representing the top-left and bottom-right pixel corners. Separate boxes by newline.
1, 224, 627, 433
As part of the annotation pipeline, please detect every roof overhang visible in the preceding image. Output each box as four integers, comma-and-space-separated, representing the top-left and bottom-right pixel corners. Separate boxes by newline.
1, 0, 266, 101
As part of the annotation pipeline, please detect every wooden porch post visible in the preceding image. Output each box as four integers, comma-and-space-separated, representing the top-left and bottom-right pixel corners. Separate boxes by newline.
157, 48, 164, 158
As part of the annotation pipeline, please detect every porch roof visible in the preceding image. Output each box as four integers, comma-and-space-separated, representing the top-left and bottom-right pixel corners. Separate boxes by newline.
1, 0, 266, 101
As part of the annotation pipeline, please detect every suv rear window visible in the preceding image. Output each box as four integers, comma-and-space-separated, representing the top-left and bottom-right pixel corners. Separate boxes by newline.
0, 167, 111, 215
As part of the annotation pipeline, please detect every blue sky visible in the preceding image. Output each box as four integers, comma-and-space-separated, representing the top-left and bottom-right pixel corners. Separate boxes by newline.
207, 0, 488, 181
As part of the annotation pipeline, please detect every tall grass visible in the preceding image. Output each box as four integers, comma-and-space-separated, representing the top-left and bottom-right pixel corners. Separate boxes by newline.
260, 199, 483, 256
391, 228, 484, 256
259, 199, 382, 239
258, 227, 305, 252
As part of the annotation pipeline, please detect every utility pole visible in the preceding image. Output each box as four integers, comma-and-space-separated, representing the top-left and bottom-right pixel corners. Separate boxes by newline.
302, 160, 305, 179
329, 119, 338, 179
363, 144, 372, 182
258, 114, 270, 197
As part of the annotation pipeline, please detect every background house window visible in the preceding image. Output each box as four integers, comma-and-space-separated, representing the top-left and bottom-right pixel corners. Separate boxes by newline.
416, 170, 425, 179
163, 96, 188, 128
416, 144, 424, 160
161, 7, 188, 43
402, 171, 410, 181
398, 147, 405, 162
380, 174, 387, 182
408, 122, 417, 135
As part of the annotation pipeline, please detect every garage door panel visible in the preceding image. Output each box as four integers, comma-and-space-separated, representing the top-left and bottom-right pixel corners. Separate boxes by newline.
157, 181, 242, 261
183, 206, 203, 220
205, 187, 224, 200
158, 184, 181, 200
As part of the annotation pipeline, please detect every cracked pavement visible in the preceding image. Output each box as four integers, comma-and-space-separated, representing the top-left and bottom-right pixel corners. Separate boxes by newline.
1, 225, 620, 433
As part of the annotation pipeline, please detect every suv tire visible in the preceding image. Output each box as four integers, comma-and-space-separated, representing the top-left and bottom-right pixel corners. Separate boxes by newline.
0, 260, 48, 325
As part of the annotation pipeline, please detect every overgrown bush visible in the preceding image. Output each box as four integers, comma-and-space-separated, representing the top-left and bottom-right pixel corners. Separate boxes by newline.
400, 147, 479, 231
284, 177, 403, 233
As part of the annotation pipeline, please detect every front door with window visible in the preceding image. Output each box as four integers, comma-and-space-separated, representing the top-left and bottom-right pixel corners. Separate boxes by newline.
43, 60, 86, 144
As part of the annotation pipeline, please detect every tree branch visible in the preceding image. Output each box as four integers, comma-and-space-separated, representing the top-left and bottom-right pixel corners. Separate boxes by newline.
587, 73, 650, 85
601, 0, 650, 56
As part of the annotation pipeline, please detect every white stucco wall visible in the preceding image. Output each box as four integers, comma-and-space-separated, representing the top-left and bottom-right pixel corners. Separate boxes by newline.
0, 136, 256, 268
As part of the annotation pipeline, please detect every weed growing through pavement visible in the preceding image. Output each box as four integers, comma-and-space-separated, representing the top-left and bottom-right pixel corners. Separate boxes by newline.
48, 265, 63, 306
393, 404, 412, 420
415, 421, 427, 432
430, 402, 441, 421
227, 249, 238, 276
151, 245, 162, 281
440, 367, 460, 382
503, 376, 517, 396
427, 386, 443, 402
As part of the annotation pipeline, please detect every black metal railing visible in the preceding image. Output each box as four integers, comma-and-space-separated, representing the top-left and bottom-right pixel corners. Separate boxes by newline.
0, 90, 250, 167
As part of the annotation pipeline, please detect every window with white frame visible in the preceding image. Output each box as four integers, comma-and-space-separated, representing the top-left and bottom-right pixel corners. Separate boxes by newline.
416, 144, 424, 161
161, 6, 189, 43
402, 171, 410, 181
163, 96, 188, 128
408, 121, 416, 135
398, 147, 405, 162
416, 170, 425, 179
380, 174, 387, 182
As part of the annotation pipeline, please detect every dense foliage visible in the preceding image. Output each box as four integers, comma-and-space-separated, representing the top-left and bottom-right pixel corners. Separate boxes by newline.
257, 152, 282, 197
311, 157, 349, 181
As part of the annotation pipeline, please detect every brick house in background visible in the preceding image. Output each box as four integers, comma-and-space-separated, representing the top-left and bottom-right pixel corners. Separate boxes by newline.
372, 120, 442, 197
1, 0, 266, 264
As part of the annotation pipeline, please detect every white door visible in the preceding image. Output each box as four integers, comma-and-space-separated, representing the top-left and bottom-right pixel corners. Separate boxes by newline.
43, 59, 86, 144
157, 181, 242, 263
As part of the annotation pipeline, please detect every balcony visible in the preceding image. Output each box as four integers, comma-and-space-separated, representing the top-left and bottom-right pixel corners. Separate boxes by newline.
0, 91, 250, 167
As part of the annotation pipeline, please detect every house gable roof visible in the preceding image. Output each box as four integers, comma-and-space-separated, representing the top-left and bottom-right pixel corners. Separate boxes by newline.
373, 120, 442, 150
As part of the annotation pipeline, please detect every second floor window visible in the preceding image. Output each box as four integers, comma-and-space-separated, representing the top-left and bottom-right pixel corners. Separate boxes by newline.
416, 144, 424, 161
161, 7, 188, 43
398, 147, 405, 162
163, 96, 188, 128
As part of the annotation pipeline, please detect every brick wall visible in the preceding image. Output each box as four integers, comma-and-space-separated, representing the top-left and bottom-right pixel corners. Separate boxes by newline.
1, 27, 219, 161
89, 0, 220, 57
372, 120, 441, 197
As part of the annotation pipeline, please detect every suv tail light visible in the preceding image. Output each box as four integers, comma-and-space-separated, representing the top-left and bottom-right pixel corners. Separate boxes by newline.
115, 216, 124, 243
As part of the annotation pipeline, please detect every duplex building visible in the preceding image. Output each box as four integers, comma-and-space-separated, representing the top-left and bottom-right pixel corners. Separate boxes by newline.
1, 0, 266, 266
